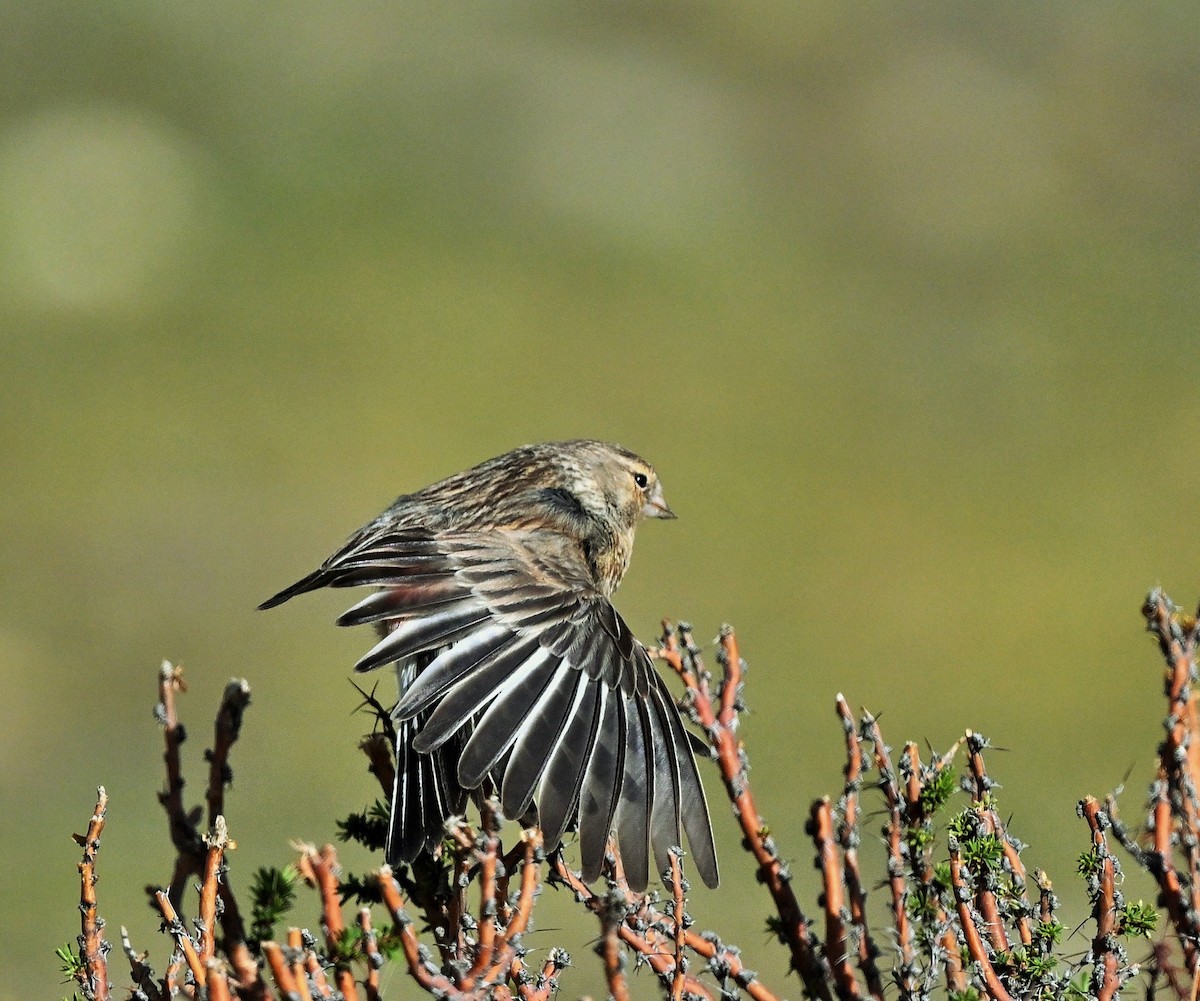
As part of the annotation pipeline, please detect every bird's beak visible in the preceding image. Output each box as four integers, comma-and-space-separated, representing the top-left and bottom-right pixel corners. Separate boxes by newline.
642, 481, 677, 519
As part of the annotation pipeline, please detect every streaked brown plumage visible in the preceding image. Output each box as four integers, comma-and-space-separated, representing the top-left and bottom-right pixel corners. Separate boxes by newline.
260, 440, 718, 890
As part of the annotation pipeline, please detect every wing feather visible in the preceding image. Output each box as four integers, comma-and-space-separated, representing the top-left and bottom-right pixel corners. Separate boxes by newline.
264, 524, 719, 887
456, 649, 559, 787
412, 634, 543, 753
393, 624, 515, 718
578, 687, 624, 882
500, 666, 584, 819
615, 694, 652, 890
537, 680, 601, 847
354, 602, 491, 672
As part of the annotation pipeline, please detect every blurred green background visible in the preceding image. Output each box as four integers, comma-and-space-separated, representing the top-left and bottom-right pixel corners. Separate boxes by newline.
3, 4, 1197, 998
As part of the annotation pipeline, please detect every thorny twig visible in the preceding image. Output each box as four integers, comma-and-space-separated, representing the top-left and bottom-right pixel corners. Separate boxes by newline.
1143, 589, 1200, 972
68, 594, 1200, 1000
834, 696, 885, 1001
153, 663, 259, 992
658, 623, 831, 1000
72, 786, 111, 1001
1081, 796, 1123, 1001
809, 798, 860, 1001
947, 845, 1014, 1001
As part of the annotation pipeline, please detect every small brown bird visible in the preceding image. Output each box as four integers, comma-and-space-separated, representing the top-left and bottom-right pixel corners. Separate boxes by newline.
260, 440, 718, 890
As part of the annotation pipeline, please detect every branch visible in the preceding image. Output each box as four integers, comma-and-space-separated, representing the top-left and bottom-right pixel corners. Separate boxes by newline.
197, 816, 229, 966
1081, 797, 1122, 1001
1142, 589, 1200, 970
484, 827, 544, 986
152, 889, 206, 988
73, 786, 111, 1001
296, 843, 359, 1001
462, 800, 502, 990
659, 623, 831, 999
810, 798, 861, 1001
155, 660, 201, 908
206, 679, 251, 829
600, 903, 632, 1001
834, 696, 885, 1001
861, 712, 917, 995
357, 907, 383, 1001
948, 844, 1014, 1001
118, 925, 164, 1001
376, 866, 461, 997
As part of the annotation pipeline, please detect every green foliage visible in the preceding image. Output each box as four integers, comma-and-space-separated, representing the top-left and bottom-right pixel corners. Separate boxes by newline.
249, 865, 298, 946
329, 925, 363, 965
336, 800, 390, 852
1032, 918, 1064, 948
338, 871, 385, 907
373, 924, 406, 961
959, 832, 1003, 872
919, 767, 957, 814
945, 810, 972, 842
1118, 899, 1156, 938
1075, 848, 1102, 878
54, 943, 84, 982
906, 826, 935, 853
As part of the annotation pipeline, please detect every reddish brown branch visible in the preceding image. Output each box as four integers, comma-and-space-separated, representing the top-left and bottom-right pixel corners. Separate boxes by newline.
462, 801, 502, 990
485, 827, 544, 987
948, 847, 1014, 1001
600, 910, 632, 1001
377, 866, 461, 997
296, 843, 358, 1001
551, 854, 731, 1001
164, 951, 184, 997
206, 679, 250, 828
286, 926, 313, 1001
972, 865, 1009, 957
153, 889, 206, 989
964, 731, 1030, 949
206, 960, 233, 1001
155, 661, 200, 908
358, 907, 383, 1001
262, 940, 301, 999
1143, 591, 1200, 971
197, 817, 229, 966
811, 798, 861, 1001
862, 713, 916, 994
682, 933, 781, 1001
152, 664, 260, 993
73, 786, 111, 1001
1081, 797, 1122, 1001
668, 848, 686, 1001
303, 945, 336, 999
518, 951, 569, 1001
659, 624, 830, 1000
834, 697, 885, 1001
895, 738, 967, 997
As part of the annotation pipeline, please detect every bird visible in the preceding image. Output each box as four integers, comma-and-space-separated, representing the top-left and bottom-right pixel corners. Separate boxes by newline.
259, 440, 719, 891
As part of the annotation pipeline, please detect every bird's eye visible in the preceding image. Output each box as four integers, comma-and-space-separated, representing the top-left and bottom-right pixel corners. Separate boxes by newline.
633, 472, 649, 489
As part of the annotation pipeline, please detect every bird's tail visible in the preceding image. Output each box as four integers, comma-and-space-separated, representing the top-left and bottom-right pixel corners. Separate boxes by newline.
386, 657, 470, 865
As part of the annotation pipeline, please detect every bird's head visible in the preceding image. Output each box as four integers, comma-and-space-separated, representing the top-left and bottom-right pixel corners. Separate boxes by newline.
541, 440, 672, 533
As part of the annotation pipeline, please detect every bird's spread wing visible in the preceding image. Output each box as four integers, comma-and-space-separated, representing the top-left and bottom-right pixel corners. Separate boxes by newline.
261, 526, 718, 890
